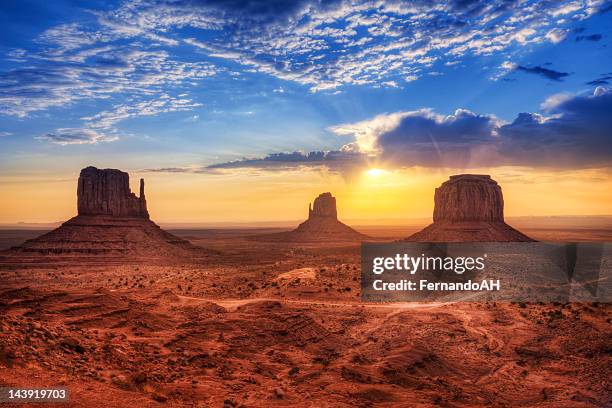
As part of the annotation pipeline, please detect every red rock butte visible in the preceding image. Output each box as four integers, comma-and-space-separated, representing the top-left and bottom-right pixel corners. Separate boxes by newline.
7, 167, 202, 261
255, 192, 368, 242
78, 166, 149, 218
405, 174, 535, 242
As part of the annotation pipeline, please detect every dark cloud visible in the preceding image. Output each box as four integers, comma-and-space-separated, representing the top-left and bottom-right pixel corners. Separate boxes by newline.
374, 109, 500, 168
497, 87, 612, 168
575, 34, 602, 42
587, 74, 612, 86
375, 88, 612, 169
600, 2, 612, 13
515, 65, 569, 81
205, 150, 366, 171
200, 88, 612, 172
380, 109, 496, 144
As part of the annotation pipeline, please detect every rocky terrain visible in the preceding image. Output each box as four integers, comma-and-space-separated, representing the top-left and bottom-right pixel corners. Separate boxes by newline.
0, 235, 610, 407
255, 193, 369, 242
406, 175, 535, 242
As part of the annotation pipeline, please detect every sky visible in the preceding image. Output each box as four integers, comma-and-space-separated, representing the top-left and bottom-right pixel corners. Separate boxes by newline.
0, 0, 611, 224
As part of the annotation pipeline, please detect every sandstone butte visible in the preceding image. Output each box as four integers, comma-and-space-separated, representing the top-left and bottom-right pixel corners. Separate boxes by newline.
77, 166, 149, 218
405, 174, 535, 242
255, 192, 369, 242
9, 166, 201, 260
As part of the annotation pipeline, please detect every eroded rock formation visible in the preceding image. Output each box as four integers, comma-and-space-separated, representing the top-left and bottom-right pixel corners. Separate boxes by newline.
406, 174, 534, 242
77, 167, 148, 218
255, 192, 368, 242
9, 166, 203, 259
433, 175, 503, 223
308, 192, 338, 219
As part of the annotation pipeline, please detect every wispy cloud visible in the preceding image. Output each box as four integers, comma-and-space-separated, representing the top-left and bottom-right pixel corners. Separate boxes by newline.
36, 128, 118, 145
587, 73, 612, 86
1, 0, 609, 146
2, 0, 606, 113
1, 48, 216, 119
81, 94, 202, 129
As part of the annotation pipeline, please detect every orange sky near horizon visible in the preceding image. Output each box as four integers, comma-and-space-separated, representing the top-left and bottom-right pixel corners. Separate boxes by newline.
1, 166, 611, 224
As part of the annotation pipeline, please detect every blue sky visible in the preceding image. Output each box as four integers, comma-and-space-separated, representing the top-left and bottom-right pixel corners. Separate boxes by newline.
0, 0, 611, 174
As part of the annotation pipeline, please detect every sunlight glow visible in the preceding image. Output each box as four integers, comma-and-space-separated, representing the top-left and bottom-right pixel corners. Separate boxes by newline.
365, 168, 388, 177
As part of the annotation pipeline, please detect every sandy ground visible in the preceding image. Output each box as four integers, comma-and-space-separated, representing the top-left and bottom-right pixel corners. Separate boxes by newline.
0, 228, 610, 407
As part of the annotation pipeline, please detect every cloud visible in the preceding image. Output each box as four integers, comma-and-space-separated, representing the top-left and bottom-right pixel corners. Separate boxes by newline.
331, 108, 503, 169
143, 167, 195, 173
2, 0, 603, 115
1, 10, 217, 144
497, 86, 612, 168
587, 73, 612, 86
545, 28, 569, 43
0, 131, 12, 137
575, 33, 603, 41
202, 87, 612, 171
1, 0, 609, 147
81, 94, 202, 129
36, 128, 118, 145
515, 65, 570, 81
206, 149, 368, 172
540, 92, 573, 110
143, 148, 369, 174
0, 48, 216, 119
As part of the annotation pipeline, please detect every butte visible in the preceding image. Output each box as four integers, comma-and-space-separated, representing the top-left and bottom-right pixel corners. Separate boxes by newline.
6, 166, 203, 261
255, 192, 369, 242
405, 174, 534, 242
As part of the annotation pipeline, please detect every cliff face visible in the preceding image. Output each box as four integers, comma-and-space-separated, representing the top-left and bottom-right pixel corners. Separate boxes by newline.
308, 192, 338, 220
433, 175, 504, 222
77, 167, 149, 218
406, 174, 534, 242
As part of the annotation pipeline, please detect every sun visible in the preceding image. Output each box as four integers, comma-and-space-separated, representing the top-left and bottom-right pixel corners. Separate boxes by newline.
365, 168, 388, 177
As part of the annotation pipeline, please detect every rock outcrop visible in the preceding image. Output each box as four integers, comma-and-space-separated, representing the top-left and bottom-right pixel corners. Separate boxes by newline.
78, 167, 148, 218
308, 192, 337, 219
433, 175, 503, 223
8, 166, 204, 260
405, 174, 534, 242
255, 192, 369, 242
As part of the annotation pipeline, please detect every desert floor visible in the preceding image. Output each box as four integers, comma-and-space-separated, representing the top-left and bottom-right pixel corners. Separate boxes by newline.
0, 226, 610, 407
